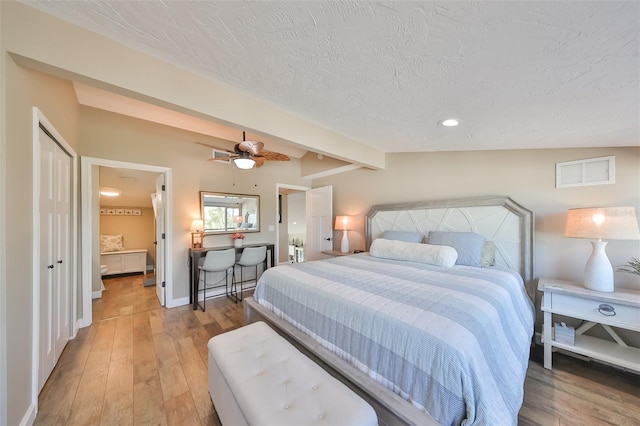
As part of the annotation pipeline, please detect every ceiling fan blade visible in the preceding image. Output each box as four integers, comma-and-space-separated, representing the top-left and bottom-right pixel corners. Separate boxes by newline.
254, 157, 266, 168
258, 151, 290, 161
238, 140, 264, 156
207, 155, 235, 162
195, 141, 235, 154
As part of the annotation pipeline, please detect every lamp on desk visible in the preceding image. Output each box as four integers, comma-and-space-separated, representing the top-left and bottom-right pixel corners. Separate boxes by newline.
234, 215, 244, 228
334, 215, 353, 253
190, 219, 204, 249
565, 206, 640, 292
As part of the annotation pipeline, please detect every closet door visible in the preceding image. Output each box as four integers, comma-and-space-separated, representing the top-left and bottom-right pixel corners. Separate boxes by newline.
39, 127, 56, 390
53, 142, 71, 361
38, 127, 71, 392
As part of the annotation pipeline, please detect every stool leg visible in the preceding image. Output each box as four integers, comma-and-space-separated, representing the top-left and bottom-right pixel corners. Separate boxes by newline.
198, 271, 206, 312
226, 267, 238, 303
239, 266, 244, 302
224, 269, 228, 300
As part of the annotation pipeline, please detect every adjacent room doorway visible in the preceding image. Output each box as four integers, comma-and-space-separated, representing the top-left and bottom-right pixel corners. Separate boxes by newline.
80, 157, 173, 327
275, 184, 333, 264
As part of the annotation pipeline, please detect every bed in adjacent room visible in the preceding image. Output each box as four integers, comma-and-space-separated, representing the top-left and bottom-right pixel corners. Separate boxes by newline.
245, 196, 535, 426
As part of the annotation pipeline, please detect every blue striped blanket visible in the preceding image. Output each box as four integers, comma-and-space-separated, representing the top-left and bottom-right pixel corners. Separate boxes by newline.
254, 254, 534, 426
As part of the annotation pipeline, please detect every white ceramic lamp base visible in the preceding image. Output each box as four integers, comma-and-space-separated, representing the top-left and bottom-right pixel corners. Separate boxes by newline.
340, 229, 350, 253
583, 240, 614, 292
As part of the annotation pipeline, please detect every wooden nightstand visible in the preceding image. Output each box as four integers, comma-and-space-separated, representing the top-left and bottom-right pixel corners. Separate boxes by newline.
538, 278, 640, 373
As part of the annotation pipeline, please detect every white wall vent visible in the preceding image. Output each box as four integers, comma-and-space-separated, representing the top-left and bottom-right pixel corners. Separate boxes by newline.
211, 150, 231, 164
556, 155, 615, 188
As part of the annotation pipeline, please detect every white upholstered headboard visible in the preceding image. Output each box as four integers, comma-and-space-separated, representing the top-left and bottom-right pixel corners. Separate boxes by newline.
365, 196, 535, 300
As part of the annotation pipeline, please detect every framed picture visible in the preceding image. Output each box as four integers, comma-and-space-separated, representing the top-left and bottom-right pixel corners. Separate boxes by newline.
125, 209, 132, 215
116, 209, 124, 215
100, 208, 106, 215
106, 208, 115, 215
133, 209, 141, 216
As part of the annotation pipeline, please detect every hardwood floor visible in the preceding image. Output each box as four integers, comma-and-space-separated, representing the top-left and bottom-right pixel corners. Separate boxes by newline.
35, 274, 639, 425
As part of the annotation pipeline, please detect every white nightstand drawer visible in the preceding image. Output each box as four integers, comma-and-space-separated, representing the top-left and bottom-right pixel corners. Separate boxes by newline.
550, 293, 640, 331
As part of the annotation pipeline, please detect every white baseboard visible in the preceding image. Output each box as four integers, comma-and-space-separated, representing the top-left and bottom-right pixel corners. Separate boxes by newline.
19, 402, 36, 426
168, 296, 190, 308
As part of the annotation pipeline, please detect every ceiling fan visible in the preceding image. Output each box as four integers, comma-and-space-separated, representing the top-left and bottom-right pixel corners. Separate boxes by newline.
197, 132, 290, 169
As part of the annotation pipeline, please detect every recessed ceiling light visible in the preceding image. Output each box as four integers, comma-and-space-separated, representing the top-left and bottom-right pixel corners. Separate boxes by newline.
439, 119, 461, 127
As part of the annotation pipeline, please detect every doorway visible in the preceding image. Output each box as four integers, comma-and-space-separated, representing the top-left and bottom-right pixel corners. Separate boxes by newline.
277, 185, 308, 265
96, 166, 162, 315
275, 184, 333, 264
80, 157, 172, 328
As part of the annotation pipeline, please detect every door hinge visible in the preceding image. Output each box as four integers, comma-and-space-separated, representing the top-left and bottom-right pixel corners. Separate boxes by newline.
162, 281, 166, 288
162, 233, 165, 239
162, 184, 166, 191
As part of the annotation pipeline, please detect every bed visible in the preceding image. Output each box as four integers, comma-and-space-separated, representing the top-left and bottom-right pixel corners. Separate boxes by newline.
245, 196, 535, 425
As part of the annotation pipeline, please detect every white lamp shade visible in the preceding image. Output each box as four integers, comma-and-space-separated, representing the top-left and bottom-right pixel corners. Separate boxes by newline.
334, 215, 352, 230
190, 219, 204, 232
565, 207, 640, 240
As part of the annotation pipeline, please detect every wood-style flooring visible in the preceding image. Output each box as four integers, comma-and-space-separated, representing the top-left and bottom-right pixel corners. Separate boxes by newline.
35, 274, 639, 425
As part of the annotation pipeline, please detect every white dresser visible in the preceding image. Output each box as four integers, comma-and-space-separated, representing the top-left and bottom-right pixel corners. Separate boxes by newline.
538, 278, 640, 372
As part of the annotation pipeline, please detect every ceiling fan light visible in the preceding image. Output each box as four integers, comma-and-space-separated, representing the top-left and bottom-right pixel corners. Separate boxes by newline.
234, 157, 255, 169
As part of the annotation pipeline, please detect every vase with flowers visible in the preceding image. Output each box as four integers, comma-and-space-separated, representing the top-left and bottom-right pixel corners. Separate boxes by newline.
231, 232, 245, 247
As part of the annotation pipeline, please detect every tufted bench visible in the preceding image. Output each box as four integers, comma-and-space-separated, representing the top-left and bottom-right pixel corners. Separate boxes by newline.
208, 321, 378, 425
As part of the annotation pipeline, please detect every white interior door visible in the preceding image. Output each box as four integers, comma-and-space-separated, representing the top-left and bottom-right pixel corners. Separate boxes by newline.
54, 141, 71, 362
38, 128, 71, 392
154, 174, 166, 306
305, 186, 333, 261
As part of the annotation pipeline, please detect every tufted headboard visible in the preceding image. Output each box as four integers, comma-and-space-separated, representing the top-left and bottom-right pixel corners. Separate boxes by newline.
365, 195, 535, 300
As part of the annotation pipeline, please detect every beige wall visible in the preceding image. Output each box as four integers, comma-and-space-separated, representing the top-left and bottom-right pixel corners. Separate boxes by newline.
100, 207, 156, 269
3, 57, 80, 425
317, 147, 640, 290
79, 106, 311, 300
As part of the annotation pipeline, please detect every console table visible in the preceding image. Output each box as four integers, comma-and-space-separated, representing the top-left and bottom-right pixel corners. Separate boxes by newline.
189, 243, 275, 310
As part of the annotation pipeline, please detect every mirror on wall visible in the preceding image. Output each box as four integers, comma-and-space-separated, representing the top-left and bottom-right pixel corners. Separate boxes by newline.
200, 191, 260, 234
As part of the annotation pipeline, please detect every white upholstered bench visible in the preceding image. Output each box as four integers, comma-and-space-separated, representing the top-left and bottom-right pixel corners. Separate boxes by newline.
208, 321, 378, 425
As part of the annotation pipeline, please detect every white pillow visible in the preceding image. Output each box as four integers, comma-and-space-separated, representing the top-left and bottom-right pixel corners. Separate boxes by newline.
101, 234, 125, 252
370, 238, 458, 267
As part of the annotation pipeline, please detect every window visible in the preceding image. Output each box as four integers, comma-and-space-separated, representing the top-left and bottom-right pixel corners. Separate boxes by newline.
203, 205, 241, 231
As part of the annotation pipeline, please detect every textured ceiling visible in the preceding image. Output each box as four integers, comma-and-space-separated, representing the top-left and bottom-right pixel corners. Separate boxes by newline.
21, 1, 640, 153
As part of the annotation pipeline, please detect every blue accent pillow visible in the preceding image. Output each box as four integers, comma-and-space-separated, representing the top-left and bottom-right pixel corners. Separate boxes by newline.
381, 230, 424, 243
427, 231, 486, 267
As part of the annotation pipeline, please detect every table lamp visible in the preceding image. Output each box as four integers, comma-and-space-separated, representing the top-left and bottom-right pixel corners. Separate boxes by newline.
565, 206, 640, 292
190, 219, 204, 249
334, 215, 353, 253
